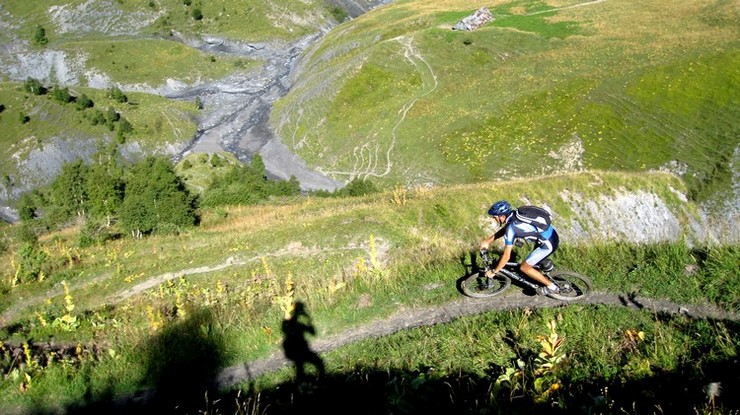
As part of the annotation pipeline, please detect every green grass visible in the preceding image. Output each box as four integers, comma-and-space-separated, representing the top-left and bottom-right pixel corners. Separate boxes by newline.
0, 172, 737, 413
58, 38, 258, 86
271, 0, 739, 200
0, 83, 199, 190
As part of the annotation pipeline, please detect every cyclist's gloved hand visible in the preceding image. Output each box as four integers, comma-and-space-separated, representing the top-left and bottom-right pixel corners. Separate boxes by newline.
484, 267, 495, 278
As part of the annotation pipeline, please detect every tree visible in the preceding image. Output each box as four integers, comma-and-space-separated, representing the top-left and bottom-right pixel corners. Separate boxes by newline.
90, 109, 106, 125
17, 192, 40, 221
199, 157, 300, 207
86, 160, 124, 225
107, 87, 128, 103
52, 86, 73, 104
50, 159, 89, 221
106, 107, 120, 122
120, 156, 196, 237
251, 153, 266, 177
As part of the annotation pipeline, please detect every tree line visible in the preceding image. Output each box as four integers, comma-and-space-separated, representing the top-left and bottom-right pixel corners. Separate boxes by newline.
15, 145, 304, 246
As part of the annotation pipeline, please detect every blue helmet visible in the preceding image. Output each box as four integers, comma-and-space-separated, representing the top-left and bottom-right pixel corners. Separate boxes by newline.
488, 200, 512, 216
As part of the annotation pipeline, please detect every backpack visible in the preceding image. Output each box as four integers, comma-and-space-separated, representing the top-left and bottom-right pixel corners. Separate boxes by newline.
513, 205, 552, 232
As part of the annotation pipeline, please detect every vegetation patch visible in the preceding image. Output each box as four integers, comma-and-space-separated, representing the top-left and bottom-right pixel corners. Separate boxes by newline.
59, 38, 257, 86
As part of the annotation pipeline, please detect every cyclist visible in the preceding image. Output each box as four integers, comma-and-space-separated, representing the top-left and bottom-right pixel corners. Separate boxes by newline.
479, 200, 560, 295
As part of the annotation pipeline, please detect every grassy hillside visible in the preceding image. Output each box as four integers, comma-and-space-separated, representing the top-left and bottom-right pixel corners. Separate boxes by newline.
272, 0, 739, 202
0, 0, 332, 43
0, 1, 736, 411
0, 172, 737, 413
0, 83, 200, 192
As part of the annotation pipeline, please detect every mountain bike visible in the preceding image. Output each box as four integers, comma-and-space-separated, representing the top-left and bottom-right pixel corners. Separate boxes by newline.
460, 243, 592, 301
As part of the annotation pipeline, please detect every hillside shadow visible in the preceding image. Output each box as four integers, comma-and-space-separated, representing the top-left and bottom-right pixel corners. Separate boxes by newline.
48, 307, 228, 415
20, 309, 739, 415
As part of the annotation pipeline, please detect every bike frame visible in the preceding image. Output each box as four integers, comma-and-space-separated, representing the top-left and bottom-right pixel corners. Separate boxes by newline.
480, 250, 549, 291
498, 264, 542, 291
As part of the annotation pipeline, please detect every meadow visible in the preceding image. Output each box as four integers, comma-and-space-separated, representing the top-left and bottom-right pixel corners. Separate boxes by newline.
0, 172, 737, 414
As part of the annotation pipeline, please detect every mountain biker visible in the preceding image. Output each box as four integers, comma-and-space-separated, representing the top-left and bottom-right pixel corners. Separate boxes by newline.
479, 200, 560, 295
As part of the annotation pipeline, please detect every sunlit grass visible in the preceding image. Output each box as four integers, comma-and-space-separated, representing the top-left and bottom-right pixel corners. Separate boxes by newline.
272, 0, 738, 198
59, 38, 258, 86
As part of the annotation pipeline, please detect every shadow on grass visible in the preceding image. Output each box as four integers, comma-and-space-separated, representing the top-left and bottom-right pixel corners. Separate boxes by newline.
22, 306, 740, 415
187, 349, 740, 415
53, 307, 228, 415
281, 301, 325, 381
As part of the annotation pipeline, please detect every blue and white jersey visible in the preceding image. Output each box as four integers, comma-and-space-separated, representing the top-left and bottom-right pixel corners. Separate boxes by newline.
503, 215, 554, 246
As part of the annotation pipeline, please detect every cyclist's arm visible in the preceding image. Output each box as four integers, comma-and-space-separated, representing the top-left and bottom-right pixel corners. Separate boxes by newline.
480, 225, 508, 250
493, 244, 513, 274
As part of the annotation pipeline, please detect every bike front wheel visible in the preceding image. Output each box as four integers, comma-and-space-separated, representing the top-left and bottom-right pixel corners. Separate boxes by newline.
547, 271, 592, 302
461, 272, 511, 298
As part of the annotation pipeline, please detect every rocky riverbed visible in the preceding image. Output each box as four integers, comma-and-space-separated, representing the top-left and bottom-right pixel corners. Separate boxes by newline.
0, 1, 393, 222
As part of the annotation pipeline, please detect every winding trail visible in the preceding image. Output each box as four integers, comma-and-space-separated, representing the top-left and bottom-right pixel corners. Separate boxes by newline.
317, 35, 439, 181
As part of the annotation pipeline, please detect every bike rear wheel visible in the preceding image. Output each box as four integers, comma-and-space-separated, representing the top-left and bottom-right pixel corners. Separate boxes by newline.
547, 271, 592, 302
461, 272, 511, 298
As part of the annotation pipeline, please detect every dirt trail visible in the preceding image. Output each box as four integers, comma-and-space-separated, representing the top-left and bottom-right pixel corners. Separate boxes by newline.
213, 290, 740, 388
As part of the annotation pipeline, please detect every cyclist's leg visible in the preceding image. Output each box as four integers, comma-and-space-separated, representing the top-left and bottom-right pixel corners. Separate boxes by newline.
520, 239, 555, 286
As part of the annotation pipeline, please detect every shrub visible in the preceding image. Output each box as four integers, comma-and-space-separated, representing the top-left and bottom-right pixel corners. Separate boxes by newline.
107, 87, 128, 103
23, 78, 45, 95
330, 6, 348, 23
33, 25, 48, 46
52, 86, 73, 104
314, 178, 379, 198
75, 93, 93, 110
16, 242, 47, 283
90, 110, 106, 126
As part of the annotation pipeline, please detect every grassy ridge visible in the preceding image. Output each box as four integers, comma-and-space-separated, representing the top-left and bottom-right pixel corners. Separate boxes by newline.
57, 38, 258, 86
